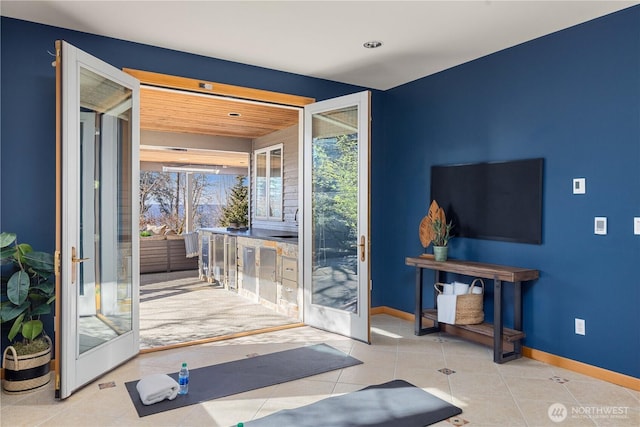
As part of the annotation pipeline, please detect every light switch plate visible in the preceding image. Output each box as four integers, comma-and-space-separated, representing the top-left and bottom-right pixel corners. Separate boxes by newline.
573, 178, 586, 194
595, 217, 607, 235
634, 217, 640, 235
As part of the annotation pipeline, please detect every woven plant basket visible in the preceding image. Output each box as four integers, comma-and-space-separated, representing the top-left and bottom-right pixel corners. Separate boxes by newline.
2, 336, 52, 394
454, 279, 484, 325
435, 279, 485, 325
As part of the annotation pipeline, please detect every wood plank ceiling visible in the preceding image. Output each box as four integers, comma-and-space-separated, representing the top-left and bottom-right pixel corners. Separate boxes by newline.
139, 87, 300, 138
138, 86, 301, 169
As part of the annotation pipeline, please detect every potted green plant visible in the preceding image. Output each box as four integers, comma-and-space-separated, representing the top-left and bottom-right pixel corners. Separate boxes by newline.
0, 232, 55, 394
431, 216, 453, 261
419, 200, 454, 261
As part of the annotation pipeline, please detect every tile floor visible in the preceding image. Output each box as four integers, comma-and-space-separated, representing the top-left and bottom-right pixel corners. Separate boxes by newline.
1, 315, 638, 427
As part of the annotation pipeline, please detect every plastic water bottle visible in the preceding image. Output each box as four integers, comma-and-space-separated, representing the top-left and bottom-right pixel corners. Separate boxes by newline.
178, 362, 189, 395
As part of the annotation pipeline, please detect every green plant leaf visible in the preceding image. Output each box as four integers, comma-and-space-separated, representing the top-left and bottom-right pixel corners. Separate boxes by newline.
31, 279, 55, 296
28, 293, 46, 304
22, 319, 43, 341
31, 301, 52, 316
23, 251, 54, 274
7, 270, 29, 305
0, 232, 16, 248
16, 242, 33, 258
0, 300, 30, 322
0, 245, 17, 262
7, 313, 25, 341
16, 242, 31, 252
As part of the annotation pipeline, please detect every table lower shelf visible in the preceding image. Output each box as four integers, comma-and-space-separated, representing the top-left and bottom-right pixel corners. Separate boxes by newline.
422, 309, 525, 343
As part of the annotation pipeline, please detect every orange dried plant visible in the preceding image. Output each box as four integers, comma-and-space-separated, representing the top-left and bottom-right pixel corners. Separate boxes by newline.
419, 200, 452, 247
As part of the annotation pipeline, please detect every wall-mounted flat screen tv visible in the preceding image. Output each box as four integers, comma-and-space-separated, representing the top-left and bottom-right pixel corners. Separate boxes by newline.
431, 158, 543, 244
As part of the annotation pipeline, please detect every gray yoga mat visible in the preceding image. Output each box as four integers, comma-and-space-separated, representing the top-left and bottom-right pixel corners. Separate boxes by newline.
243, 379, 462, 427
125, 343, 362, 417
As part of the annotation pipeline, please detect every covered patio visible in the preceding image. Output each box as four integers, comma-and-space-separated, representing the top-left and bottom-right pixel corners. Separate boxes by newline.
139, 270, 301, 350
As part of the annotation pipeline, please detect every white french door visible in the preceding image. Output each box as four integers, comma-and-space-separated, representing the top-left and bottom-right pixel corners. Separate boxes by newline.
302, 91, 371, 343
55, 40, 140, 398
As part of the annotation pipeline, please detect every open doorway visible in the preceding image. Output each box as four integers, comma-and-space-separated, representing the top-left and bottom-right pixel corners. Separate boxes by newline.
135, 82, 306, 351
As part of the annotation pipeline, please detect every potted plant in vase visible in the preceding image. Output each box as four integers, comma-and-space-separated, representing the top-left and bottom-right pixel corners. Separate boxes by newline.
0, 232, 55, 394
419, 200, 454, 261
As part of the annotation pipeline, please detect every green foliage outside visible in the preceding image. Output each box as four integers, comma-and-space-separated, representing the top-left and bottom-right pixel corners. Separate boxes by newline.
313, 135, 358, 247
218, 175, 249, 227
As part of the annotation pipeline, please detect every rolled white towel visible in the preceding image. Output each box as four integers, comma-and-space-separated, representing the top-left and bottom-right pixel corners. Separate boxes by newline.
136, 374, 180, 405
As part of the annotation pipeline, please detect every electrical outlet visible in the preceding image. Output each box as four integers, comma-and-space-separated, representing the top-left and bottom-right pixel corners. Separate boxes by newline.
594, 217, 607, 235
634, 217, 640, 235
575, 318, 586, 335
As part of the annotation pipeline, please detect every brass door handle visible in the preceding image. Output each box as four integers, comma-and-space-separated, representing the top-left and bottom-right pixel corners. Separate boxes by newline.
71, 246, 90, 284
358, 235, 366, 262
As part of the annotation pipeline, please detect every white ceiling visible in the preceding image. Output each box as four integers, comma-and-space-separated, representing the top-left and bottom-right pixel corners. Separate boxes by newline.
2, 1, 637, 90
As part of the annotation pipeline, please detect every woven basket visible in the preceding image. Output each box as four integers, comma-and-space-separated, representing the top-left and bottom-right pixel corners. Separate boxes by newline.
2, 336, 52, 394
436, 279, 484, 325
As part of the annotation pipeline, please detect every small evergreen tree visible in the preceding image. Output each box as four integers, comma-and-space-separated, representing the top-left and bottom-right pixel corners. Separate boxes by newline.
218, 175, 248, 227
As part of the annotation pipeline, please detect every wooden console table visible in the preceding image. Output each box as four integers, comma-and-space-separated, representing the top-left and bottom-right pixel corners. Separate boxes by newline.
405, 255, 538, 363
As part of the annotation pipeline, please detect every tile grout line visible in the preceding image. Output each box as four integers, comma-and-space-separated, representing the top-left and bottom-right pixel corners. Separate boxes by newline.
560, 381, 600, 426
497, 362, 534, 427
440, 333, 452, 400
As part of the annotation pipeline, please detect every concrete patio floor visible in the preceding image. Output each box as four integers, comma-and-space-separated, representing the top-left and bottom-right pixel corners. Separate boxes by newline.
139, 270, 300, 350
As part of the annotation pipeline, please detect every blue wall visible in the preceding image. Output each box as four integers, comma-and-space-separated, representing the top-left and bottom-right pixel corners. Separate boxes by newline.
377, 6, 640, 378
2, 6, 639, 378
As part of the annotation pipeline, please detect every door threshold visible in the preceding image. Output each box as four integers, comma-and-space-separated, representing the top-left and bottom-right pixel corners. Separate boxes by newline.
139, 322, 305, 354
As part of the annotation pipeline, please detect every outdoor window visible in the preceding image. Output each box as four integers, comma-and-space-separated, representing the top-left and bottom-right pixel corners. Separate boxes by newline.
254, 144, 283, 221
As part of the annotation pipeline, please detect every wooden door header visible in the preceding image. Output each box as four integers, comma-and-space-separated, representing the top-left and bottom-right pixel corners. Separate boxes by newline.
123, 68, 315, 107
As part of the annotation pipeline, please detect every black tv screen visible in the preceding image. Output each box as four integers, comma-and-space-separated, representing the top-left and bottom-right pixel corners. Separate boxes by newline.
430, 158, 543, 244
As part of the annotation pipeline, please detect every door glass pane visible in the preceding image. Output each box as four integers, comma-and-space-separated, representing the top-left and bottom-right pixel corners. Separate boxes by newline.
269, 148, 282, 218
78, 67, 133, 354
311, 106, 359, 313
255, 152, 267, 218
